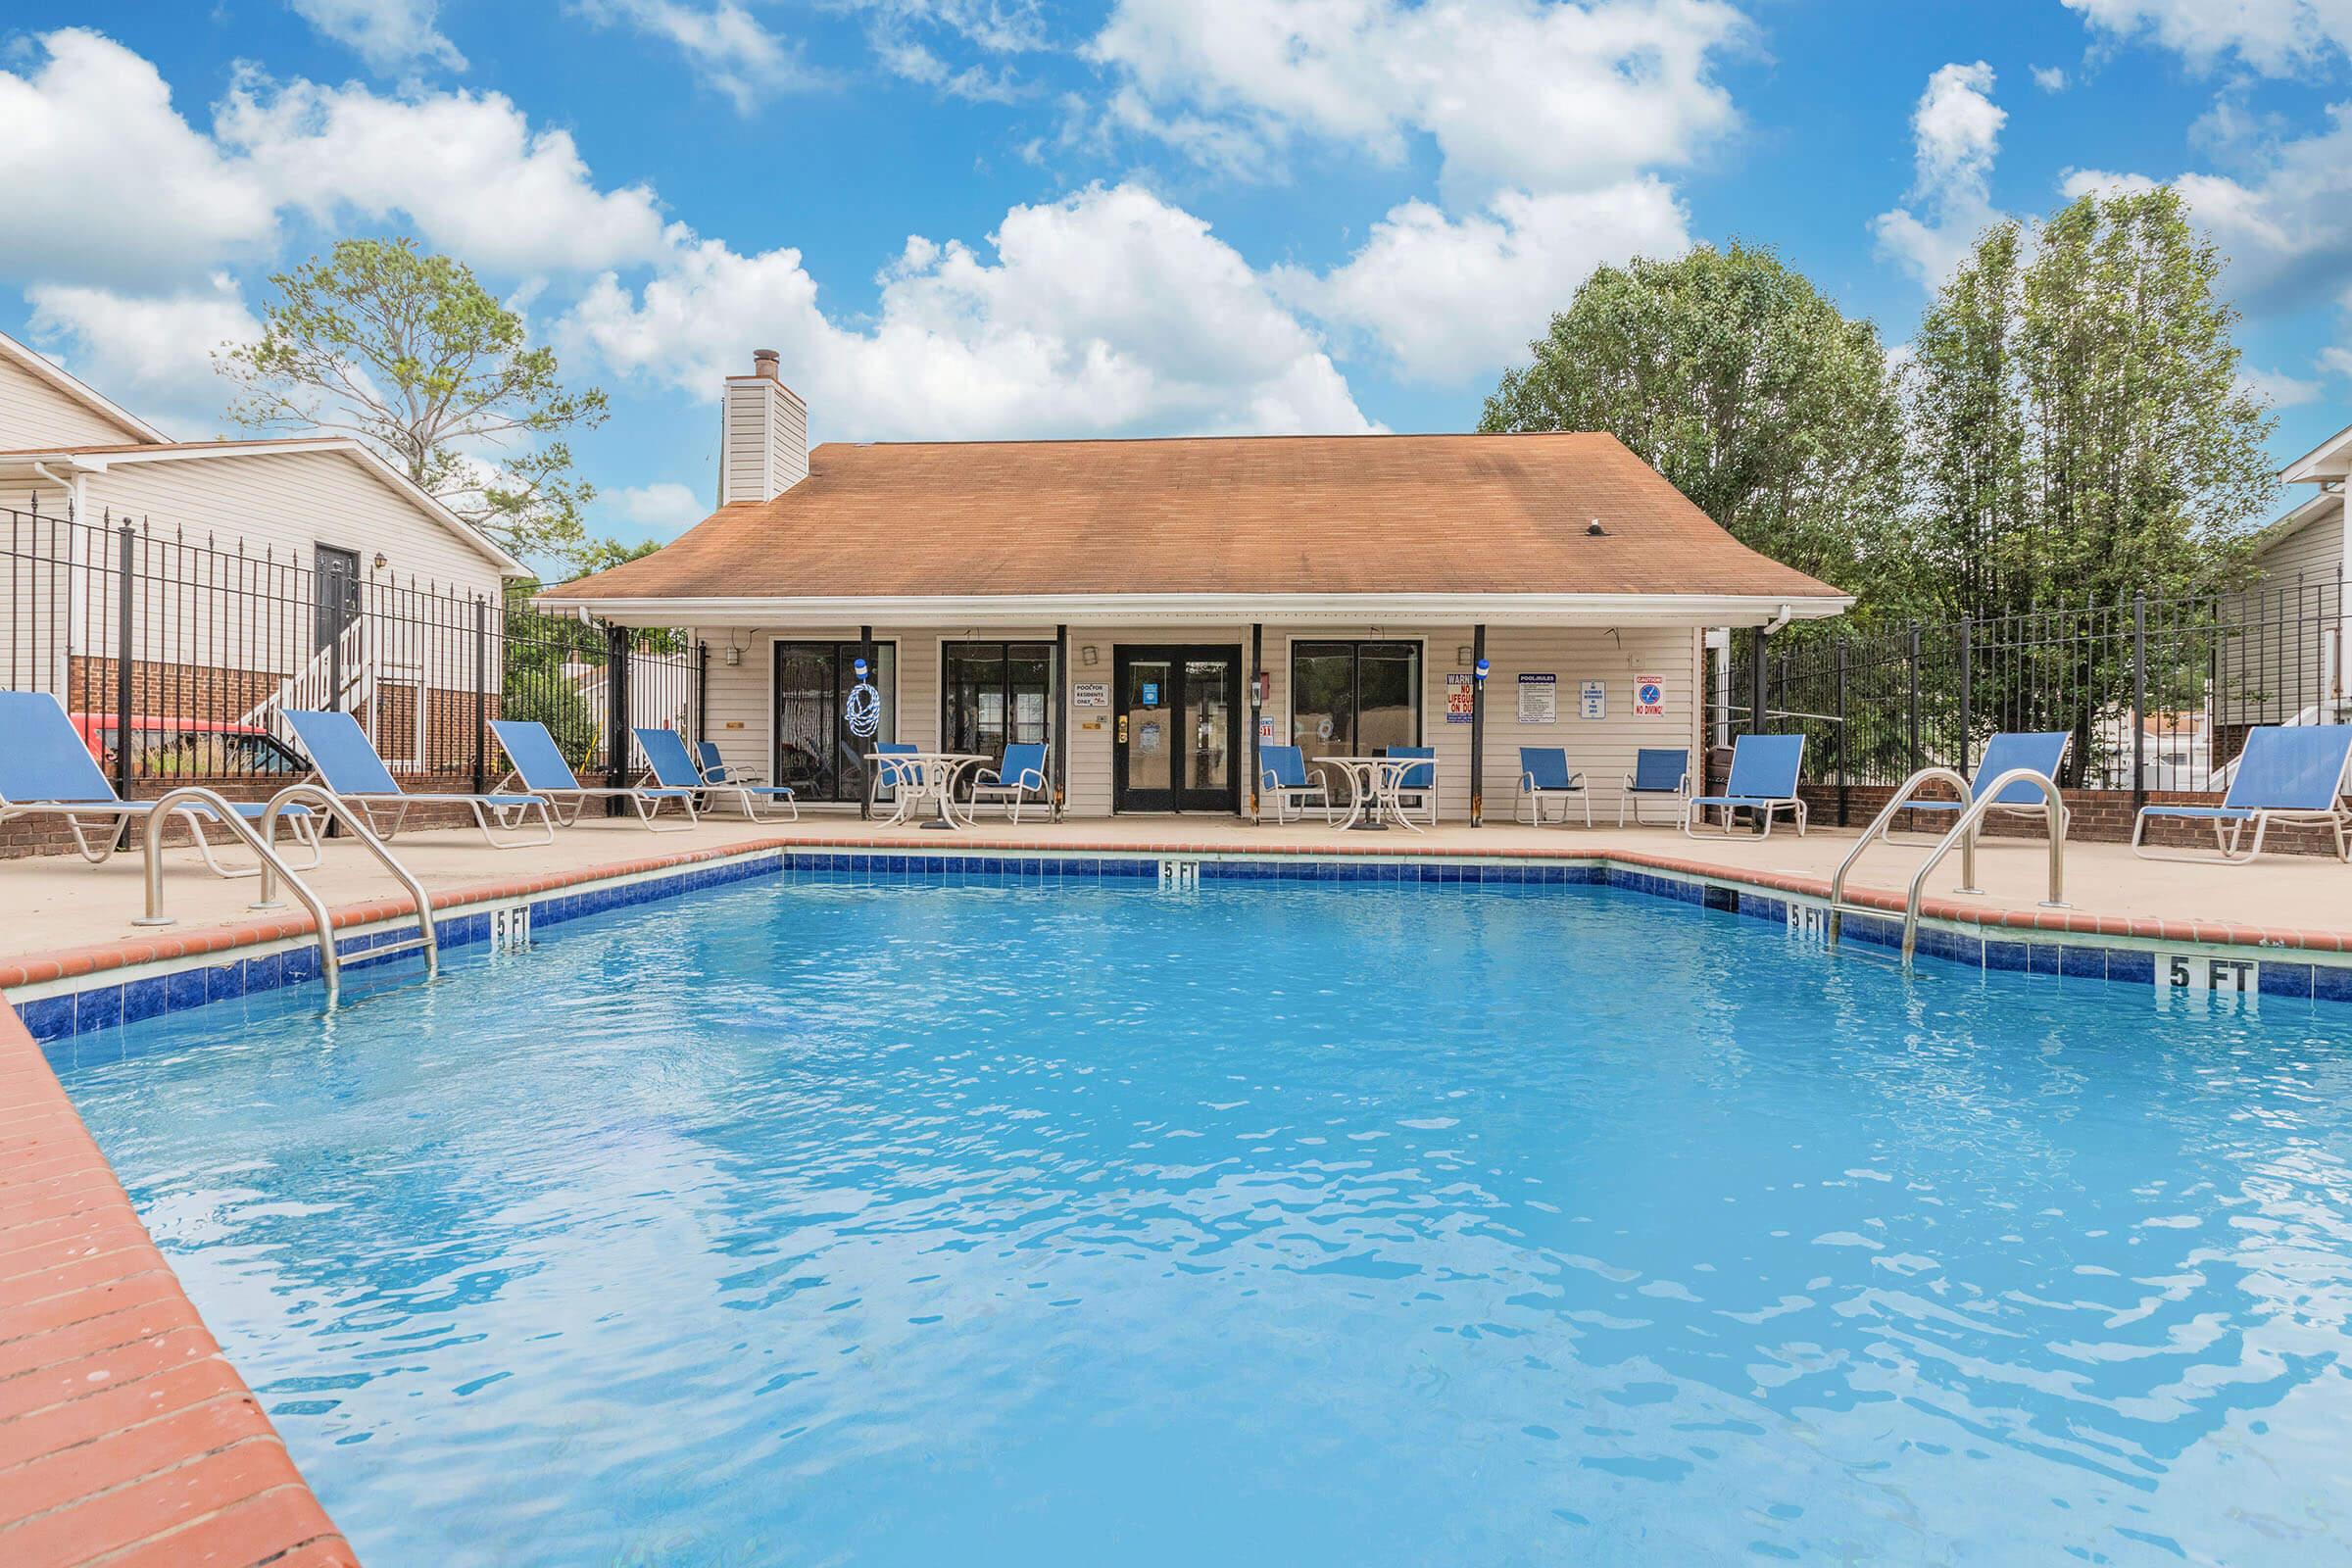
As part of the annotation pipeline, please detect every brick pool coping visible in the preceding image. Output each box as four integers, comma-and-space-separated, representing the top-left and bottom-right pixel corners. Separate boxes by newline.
4, 828, 2347, 1565
0, 1003, 356, 1567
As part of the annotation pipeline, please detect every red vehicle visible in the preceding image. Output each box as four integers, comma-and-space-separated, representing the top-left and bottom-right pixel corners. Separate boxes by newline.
67, 714, 311, 778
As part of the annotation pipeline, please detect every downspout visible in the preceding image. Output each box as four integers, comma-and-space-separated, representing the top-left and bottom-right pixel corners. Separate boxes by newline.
32, 460, 86, 518
1759, 603, 1795, 639
38, 461, 91, 696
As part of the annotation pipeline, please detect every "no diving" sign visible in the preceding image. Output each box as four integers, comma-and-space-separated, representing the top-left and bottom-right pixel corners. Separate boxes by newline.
1633, 675, 1666, 719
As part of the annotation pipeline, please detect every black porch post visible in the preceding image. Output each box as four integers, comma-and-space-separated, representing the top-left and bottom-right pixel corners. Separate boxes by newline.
1250, 622, 1264, 823
1054, 622, 1069, 821
1748, 624, 1768, 736
604, 622, 631, 816
1469, 624, 1487, 826
859, 623, 876, 820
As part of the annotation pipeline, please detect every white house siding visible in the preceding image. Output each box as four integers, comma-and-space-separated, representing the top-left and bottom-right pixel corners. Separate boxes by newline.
2218, 497, 2348, 728
0, 353, 144, 450
692, 619, 1705, 821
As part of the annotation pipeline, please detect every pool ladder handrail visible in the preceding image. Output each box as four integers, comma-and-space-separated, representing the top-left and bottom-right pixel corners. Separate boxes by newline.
133, 783, 438, 1004
1827, 766, 2068, 965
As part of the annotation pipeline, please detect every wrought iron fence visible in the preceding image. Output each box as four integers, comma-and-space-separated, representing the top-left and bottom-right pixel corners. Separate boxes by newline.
1715, 573, 2347, 812
1, 502, 699, 801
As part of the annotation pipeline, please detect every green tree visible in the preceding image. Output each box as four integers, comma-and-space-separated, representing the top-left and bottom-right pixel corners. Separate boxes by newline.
1480, 241, 1915, 619
218, 237, 611, 565
1906, 184, 2276, 615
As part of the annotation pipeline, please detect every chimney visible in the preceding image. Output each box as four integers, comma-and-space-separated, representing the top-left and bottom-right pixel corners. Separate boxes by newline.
716, 348, 808, 506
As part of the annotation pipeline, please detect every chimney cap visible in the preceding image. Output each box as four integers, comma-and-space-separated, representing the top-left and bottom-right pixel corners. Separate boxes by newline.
751, 348, 781, 379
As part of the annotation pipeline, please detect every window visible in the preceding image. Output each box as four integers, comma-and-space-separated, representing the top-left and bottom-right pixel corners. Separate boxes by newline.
943, 642, 1054, 768
1291, 641, 1421, 765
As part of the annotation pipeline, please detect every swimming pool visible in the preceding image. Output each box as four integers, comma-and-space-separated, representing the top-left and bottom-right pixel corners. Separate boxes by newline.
47, 870, 2352, 1565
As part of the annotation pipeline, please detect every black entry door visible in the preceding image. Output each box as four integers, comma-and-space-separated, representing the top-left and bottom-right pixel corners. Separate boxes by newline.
1113, 647, 1240, 812
314, 544, 360, 652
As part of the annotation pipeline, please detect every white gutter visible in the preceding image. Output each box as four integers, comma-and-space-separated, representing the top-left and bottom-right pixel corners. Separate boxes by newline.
30, 460, 86, 519
1760, 602, 1795, 637
530, 590, 1855, 628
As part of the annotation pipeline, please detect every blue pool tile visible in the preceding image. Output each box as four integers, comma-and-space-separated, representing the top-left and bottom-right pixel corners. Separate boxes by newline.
2107, 951, 2155, 986
121, 975, 169, 1024
283, 947, 321, 985
1983, 939, 2030, 973
18, 994, 74, 1043
206, 960, 245, 1002
2059, 946, 2106, 981
243, 951, 284, 993
2258, 960, 2315, 1001
74, 985, 122, 1033
2315, 964, 2352, 1004
166, 967, 208, 1013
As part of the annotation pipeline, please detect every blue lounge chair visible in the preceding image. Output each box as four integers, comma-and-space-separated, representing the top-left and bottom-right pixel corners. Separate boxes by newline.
971, 742, 1051, 822
493, 719, 697, 832
1259, 744, 1333, 825
1898, 731, 2071, 838
282, 708, 554, 848
0, 689, 320, 876
1384, 746, 1439, 828
1684, 734, 1807, 838
638, 727, 797, 821
1517, 747, 1590, 826
2132, 725, 2352, 863
1619, 748, 1690, 826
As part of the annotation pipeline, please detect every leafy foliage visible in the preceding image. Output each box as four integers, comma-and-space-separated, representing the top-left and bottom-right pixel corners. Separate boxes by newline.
218, 237, 611, 566
1480, 241, 1917, 621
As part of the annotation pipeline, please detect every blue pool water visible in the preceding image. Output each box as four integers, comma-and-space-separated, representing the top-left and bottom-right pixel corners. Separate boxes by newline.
46, 874, 2352, 1566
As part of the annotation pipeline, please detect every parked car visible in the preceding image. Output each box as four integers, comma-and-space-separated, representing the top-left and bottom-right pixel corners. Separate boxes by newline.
67, 714, 309, 779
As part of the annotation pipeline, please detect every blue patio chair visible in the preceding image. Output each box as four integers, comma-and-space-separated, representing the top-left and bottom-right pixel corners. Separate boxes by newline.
1619, 748, 1690, 827
693, 739, 765, 788
2132, 724, 2352, 863
868, 740, 923, 824
283, 709, 554, 849
1898, 731, 2071, 839
637, 726, 797, 821
1516, 747, 1590, 826
493, 719, 697, 832
1384, 746, 1439, 828
0, 689, 320, 877
971, 742, 1051, 823
1684, 734, 1807, 839
1259, 744, 1334, 825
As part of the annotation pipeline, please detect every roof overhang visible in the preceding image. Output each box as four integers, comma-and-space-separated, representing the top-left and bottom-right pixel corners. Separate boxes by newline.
2281, 420, 2352, 483
529, 590, 1855, 629
0, 331, 165, 445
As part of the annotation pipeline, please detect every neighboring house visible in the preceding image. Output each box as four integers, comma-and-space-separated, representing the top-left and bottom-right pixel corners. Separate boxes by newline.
2214, 420, 2351, 748
0, 329, 525, 775
538, 350, 1849, 820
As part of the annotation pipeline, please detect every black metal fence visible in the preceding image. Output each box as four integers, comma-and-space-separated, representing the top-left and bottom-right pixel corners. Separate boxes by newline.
1, 502, 699, 801
1718, 573, 2347, 808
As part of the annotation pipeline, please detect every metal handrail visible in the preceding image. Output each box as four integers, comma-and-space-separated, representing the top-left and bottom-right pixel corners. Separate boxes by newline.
260, 784, 439, 992
134, 786, 350, 998
1828, 766, 1974, 945
1895, 768, 2068, 964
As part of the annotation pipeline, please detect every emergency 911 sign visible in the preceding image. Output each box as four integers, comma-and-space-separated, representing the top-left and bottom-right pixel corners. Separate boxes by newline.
1633, 675, 1667, 719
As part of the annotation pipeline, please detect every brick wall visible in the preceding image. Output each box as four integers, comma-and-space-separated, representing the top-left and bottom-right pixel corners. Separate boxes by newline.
69, 656, 285, 725
0, 772, 493, 860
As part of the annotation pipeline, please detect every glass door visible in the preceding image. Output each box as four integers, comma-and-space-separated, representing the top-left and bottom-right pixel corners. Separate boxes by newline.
1114, 647, 1239, 812
942, 642, 1055, 784
772, 642, 895, 803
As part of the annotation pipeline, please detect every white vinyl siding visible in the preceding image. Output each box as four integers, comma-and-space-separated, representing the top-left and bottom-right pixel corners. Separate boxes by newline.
716, 377, 809, 506
0, 353, 146, 450
2219, 497, 2347, 727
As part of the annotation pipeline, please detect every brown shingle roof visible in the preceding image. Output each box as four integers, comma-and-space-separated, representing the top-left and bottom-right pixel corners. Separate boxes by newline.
548, 432, 1846, 603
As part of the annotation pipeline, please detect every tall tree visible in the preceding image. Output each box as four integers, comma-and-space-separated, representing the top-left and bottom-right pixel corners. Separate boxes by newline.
1480, 241, 1915, 619
217, 238, 610, 564
1906, 184, 2276, 614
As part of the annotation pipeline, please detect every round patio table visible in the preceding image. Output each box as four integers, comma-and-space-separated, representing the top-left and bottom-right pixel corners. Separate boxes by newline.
1318, 755, 1430, 832
869, 752, 992, 830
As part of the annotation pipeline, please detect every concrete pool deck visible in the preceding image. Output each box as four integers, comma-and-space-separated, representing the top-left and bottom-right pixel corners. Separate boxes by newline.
3, 809, 2349, 982
3, 808, 2348, 1564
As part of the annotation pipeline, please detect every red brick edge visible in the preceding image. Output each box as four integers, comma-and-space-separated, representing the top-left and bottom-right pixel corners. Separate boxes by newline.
2, 832, 2346, 996
0, 1004, 358, 1568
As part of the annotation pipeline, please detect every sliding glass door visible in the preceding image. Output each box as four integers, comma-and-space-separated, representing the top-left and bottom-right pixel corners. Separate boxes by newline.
1291, 641, 1422, 770
772, 641, 896, 803
942, 642, 1055, 777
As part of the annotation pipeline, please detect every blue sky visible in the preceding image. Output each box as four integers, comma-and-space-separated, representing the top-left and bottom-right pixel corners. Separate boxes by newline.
5, 1, 2352, 561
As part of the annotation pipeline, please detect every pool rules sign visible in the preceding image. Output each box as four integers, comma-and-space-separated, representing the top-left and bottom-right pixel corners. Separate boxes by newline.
1633, 674, 1668, 719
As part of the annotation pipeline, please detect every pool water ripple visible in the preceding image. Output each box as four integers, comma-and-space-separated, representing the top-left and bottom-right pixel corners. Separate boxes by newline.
45, 878, 2352, 1566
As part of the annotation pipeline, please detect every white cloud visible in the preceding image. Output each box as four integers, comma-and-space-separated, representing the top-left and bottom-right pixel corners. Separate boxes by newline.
290, 0, 466, 75
2032, 64, 2069, 91
573, 1, 823, 112
24, 274, 259, 438
215, 71, 673, 274
0, 30, 278, 287
2062, 0, 2352, 75
1086, 0, 1747, 202
1275, 182, 1690, 382
1871, 62, 2007, 289
562, 183, 1375, 438
2238, 365, 2325, 407
609, 480, 710, 535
